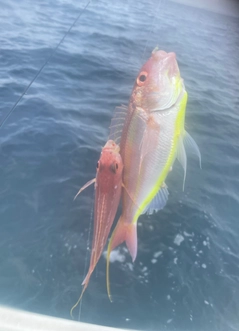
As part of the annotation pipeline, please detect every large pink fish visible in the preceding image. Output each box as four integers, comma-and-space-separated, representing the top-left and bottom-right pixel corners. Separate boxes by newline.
106, 49, 201, 299
71, 140, 123, 316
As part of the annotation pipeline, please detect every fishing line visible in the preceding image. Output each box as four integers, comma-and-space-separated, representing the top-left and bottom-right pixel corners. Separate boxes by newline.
0, 0, 91, 129
1, 0, 92, 320
77, 193, 94, 321
141, 0, 163, 62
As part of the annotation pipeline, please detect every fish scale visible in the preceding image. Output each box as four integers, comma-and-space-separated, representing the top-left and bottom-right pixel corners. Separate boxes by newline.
106, 49, 201, 301
131, 107, 179, 219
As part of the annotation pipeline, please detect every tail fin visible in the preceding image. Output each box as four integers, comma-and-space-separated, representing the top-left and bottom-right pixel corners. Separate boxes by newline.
106, 218, 137, 301
70, 271, 91, 319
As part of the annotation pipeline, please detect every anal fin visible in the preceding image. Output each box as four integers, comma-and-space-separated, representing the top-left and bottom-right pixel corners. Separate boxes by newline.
143, 184, 169, 215
184, 130, 201, 168
177, 130, 201, 191
177, 136, 187, 191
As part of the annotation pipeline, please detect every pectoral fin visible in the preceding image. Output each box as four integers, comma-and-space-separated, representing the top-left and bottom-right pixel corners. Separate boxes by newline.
74, 178, 95, 200
138, 114, 161, 174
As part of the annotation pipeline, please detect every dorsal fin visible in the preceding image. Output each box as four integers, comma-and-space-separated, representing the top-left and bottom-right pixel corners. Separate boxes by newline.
109, 105, 128, 144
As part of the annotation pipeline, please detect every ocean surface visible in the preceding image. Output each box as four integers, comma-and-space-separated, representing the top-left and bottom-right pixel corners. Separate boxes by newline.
0, 0, 239, 330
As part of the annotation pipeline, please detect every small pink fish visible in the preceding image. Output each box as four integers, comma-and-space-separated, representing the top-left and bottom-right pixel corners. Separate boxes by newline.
71, 140, 123, 316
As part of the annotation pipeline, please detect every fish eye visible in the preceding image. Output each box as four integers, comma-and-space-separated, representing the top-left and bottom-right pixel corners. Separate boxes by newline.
137, 71, 148, 86
110, 163, 117, 174
139, 74, 147, 82
96, 161, 99, 169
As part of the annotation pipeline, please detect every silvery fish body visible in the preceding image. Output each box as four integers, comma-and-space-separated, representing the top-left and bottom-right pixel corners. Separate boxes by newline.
107, 49, 201, 300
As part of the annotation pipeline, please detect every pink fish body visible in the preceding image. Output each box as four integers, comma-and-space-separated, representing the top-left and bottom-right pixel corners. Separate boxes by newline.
71, 140, 123, 315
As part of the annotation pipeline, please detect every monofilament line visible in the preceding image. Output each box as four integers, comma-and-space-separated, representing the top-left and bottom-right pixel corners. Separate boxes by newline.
77, 193, 94, 322
0, 0, 91, 129
141, 0, 163, 62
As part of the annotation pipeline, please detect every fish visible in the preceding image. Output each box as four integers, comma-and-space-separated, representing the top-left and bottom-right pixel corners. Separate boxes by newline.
70, 140, 123, 317
106, 49, 201, 300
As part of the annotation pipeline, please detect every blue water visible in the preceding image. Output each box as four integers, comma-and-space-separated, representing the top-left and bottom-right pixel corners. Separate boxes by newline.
0, 0, 239, 330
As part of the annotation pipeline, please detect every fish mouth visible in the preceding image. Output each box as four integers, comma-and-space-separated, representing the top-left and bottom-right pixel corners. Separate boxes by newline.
150, 50, 182, 111
104, 140, 120, 153
152, 50, 179, 80
152, 49, 176, 62
167, 51, 176, 59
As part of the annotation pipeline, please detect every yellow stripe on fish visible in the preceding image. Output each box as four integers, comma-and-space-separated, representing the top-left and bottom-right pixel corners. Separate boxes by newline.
132, 90, 188, 224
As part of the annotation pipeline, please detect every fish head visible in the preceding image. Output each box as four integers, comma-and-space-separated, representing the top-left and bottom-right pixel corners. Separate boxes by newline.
132, 49, 184, 111
96, 140, 123, 193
